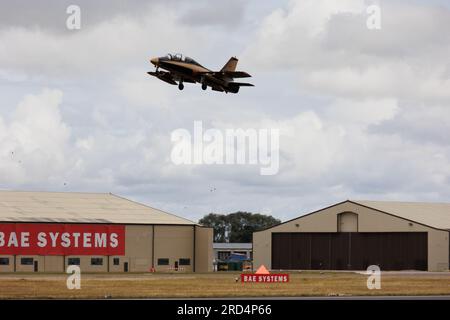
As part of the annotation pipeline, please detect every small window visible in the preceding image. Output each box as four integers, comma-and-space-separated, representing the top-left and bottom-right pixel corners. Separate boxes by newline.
157, 258, 169, 266
91, 258, 103, 266
0, 258, 10, 265
68, 258, 80, 266
21, 258, 34, 265
113, 258, 120, 266
179, 258, 190, 266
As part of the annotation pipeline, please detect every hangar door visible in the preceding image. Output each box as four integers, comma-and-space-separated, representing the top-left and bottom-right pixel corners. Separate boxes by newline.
272, 232, 427, 271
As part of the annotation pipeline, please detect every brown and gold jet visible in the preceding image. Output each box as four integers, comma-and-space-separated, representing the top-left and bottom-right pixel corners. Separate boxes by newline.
148, 53, 254, 93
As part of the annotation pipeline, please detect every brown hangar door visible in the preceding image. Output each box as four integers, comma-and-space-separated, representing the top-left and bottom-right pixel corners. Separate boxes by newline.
272, 232, 427, 271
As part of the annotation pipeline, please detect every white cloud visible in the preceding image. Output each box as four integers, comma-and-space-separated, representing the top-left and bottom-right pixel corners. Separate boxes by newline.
243, 0, 450, 102
75, 136, 94, 151
0, 8, 209, 77
324, 98, 399, 125
0, 89, 72, 185
116, 68, 173, 109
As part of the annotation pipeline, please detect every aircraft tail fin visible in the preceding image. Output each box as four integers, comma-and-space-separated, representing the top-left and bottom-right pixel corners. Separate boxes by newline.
221, 57, 238, 72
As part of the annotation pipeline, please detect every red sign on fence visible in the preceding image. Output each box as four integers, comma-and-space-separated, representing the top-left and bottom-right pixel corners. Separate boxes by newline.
0, 223, 125, 255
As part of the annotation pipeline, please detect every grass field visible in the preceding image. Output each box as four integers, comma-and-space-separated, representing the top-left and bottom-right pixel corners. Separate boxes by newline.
0, 272, 449, 299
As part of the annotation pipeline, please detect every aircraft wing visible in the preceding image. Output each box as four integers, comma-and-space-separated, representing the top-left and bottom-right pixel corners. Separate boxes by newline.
147, 71, 177, 85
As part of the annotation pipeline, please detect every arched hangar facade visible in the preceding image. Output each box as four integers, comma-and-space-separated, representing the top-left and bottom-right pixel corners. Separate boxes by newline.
253, 200, 450, 272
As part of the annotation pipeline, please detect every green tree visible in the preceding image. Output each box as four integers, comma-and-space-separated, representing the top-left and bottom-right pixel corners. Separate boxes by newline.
199, 211, 281, 243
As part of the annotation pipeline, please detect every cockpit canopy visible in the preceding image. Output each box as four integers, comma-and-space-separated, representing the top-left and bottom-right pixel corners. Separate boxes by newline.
164, 53, 201, 66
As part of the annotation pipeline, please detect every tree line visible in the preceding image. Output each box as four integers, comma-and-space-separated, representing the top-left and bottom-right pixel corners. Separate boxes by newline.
199, 211, 281, 243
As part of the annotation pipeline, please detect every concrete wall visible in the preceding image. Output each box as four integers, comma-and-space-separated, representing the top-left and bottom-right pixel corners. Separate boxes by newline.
44, 256, 64, 272
0, 255, 14, 272
253, 202, 450, 271
67, 256, 108, 273
154, 225, 194, 272
195, 226, 213, 273
15, 255, 43, 272
0, 255, 64, 272
0, 223, 214, 273
125, 225, 153, 272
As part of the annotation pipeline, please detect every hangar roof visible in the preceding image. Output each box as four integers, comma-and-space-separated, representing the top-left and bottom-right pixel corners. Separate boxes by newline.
0, 191, 197, 225
353, 200, 450, 230
256, 199, 450, 233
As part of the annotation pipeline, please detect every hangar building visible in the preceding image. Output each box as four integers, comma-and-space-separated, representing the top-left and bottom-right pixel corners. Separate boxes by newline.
253, 200, 450, 272
0, 191, 213, 273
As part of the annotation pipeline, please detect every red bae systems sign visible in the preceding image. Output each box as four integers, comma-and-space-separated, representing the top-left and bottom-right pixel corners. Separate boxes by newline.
0, 223, 125, 255
241, 265, 289, 283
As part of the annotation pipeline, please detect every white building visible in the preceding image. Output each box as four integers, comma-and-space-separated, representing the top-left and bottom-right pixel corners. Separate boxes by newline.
213, 243, 252, 261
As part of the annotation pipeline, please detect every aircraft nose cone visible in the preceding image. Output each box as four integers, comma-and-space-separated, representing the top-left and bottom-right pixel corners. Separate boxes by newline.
151, 57, 159, 66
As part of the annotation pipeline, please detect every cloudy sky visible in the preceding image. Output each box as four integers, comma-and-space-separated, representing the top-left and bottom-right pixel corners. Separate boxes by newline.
0, 0, 449, 222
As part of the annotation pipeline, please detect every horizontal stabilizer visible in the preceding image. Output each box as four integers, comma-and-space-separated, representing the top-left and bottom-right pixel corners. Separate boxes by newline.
232, 82, 254, 87
223, 71, 252, 78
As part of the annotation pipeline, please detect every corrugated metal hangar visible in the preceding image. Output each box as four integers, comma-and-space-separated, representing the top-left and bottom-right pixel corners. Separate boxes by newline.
253, 200, 450, 272
0, 191, 213, 273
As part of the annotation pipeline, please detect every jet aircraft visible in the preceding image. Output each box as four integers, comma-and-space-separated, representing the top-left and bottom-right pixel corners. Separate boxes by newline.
148, 53, 254, 93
